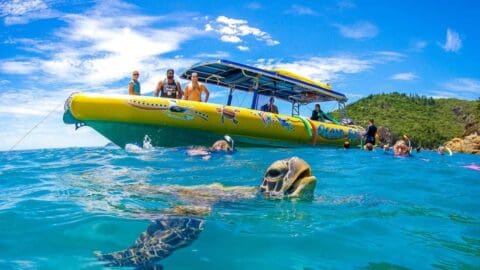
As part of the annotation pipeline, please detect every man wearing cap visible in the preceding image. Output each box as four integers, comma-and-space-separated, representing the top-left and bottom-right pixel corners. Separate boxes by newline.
128, 70, 141, 95
183, 72, 210, 102
155, 69, 183, 99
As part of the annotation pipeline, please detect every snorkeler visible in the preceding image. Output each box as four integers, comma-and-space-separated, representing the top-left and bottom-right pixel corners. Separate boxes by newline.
437, 146, 452, 156
393, 140, 410, 156
383, 144, 390, 152
364, 143, 374, 151
187, 136, 235, 160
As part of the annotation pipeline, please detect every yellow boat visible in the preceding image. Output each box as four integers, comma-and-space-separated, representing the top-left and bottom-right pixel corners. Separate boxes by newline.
63, 59, 363, 148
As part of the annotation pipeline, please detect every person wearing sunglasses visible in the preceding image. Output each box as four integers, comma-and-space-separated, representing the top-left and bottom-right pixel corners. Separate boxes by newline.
128, 70, 141, 95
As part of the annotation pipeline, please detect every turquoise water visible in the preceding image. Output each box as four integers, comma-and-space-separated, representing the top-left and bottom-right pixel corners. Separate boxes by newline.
1, 146, 479, 269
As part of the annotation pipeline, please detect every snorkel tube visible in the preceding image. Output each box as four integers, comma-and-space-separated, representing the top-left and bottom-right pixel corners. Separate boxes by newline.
402, 134, 412, 155
224, 135, 235, 151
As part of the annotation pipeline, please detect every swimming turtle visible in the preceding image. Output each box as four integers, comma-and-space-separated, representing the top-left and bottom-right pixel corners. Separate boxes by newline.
95, 157, 316, 267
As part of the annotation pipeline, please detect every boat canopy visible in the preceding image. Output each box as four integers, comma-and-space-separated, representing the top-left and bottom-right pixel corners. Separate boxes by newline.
180, 59, 347, 104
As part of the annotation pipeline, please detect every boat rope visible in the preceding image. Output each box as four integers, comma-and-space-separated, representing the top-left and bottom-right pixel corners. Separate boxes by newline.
7, 101, 64, 152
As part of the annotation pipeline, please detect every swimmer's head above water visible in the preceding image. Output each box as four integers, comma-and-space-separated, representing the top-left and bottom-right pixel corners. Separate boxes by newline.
210, 140, 231, 151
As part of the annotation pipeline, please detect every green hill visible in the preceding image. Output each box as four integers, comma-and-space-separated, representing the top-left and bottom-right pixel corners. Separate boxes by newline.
335, 92, 480, 148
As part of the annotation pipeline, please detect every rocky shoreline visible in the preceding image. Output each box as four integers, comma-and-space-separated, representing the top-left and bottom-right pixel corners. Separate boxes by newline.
445, 133, 480, 155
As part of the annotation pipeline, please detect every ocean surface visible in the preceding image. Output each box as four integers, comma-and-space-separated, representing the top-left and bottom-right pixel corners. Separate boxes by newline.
0, 146, 479, 269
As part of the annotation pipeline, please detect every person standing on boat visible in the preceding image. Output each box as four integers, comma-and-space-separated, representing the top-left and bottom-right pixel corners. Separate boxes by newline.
310, 104, 334, 123
260, 97, 279, 113
310, 104, 329, 121
363, 119, 377, 145
128, 70, 141, 95
155, 69, 183, 99
183, 72, 210, 102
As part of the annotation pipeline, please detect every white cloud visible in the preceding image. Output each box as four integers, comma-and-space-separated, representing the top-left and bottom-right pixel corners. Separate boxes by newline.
205, 15, 279, 47
334, 21, 378, 40
443, 78, 480, 93
410, 40, 427, 52
0, 1, 214, 150
442, 28, 462, 52
256, 56, 373, 83
1, 0, 46, 15
3, 38, 58, 53
256, 51, 404, 84
245, 2, 262, 10
237, 45, 250, 51
1, 0, 60, 25
195, 51, 230, 59
428, 78, 480, 100
285, 5, 318, 16
221, 35, 242, 43
337, 0, 356, 9
0, 60, 39, 74
216, 16, 246, 25
0, 88, 70, 120
0, 4, 203, 88
373, 51, 405, 62
390, 72, 418, 81
428, 91, 455, 99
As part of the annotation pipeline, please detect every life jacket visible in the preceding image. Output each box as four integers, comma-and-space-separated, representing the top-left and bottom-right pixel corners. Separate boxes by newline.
161, 79, 178, 98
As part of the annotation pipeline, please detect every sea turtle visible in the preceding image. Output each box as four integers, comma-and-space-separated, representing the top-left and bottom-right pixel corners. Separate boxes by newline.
95, 156, 316, 267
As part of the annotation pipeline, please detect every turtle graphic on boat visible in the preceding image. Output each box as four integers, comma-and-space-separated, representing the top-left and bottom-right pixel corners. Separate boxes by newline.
257, 111, 273, 126
167, 100, 192, 113
216, 106, 240, 124
275, 115, 294, 131
95, 157, 316, 267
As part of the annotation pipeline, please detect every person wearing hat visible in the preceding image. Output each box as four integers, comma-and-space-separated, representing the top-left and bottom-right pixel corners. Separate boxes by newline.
128, 70, 141, 95
260, 97, 279, 113
183, 72, 210, 102
155, 69, 183, 99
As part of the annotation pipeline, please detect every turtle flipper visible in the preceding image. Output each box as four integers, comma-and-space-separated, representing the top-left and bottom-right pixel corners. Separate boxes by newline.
96, 216, 205, 267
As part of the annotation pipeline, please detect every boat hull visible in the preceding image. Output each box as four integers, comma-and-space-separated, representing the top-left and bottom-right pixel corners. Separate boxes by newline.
64, 93, 363, 148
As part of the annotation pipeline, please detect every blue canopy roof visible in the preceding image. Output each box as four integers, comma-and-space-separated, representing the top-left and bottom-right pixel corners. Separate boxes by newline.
180, 59, 347, 103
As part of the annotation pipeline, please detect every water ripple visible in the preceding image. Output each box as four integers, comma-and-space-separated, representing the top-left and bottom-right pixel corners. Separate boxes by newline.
0, 147, 479, 269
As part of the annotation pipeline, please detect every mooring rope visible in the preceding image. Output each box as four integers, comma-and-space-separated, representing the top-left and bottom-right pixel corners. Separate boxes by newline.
7, 102, 64, 152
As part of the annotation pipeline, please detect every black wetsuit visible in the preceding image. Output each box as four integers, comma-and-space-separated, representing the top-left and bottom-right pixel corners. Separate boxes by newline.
365, 124, 377, 144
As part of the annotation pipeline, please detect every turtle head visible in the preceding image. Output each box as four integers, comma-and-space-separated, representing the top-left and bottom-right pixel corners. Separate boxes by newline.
259, 157, 316, 199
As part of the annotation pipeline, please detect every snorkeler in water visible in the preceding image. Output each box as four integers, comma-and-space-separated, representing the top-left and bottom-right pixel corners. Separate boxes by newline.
393, 140, 410, 156
437, 146, 452, 156
187, 135, 235, 160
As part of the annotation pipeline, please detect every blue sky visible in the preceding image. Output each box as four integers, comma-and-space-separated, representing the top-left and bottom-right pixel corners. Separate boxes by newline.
1, 0, 479, 150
